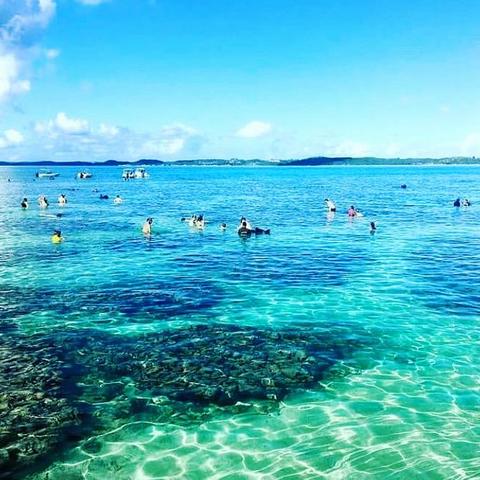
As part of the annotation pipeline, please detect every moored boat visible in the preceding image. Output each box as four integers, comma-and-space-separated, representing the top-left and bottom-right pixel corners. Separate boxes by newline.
35, 169, 59, 179
76, 170, 92, 179
122, 167, 149, 179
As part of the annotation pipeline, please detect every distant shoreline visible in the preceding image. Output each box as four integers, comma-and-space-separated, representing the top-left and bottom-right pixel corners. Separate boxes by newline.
1, 156, 480, 168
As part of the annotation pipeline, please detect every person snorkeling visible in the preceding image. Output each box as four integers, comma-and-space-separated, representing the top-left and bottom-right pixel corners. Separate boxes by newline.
51, 230, 64, 244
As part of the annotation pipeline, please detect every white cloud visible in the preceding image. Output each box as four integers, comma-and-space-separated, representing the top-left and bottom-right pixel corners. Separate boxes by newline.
55, 112, 89, 134
28, 115, 203, 161
236, 120, 272, 138
0, 129, 24, 148
35, 112, 90, 136
1, 0, 56, 43
0, 1, 57, 104
139, 124, 201, 156
0, 51, 30, 101
99, 123, 119, 137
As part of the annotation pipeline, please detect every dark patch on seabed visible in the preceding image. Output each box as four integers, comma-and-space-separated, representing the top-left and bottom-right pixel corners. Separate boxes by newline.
0, 277, 222, 322
0, 322, 369, 479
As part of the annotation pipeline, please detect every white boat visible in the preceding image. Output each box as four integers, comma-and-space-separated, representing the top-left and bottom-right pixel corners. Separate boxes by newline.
35, 169, 59, 179
122, 167, 149, 179
76, 170, 92, 179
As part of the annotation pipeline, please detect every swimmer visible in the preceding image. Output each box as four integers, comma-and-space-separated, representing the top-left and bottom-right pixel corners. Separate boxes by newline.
99, 194, 109, 200
142, 217, 153, 235
113, 195, 123, 204
220, 223, 227, 231
401, 184, 407, 189
58, 194, 67, 206
463, 198, 471, 207
347, 205, 357, 217
453, 198, 461, 207
51, 230, 63, 244
324, 198, 336, 212
370, 221, 376, 234
38, 195, 49, 208
21, 198, 28, 209
238, 220, 252, 236
194, 215, 205, 229
239, 217, 252, 230
237, 218, 270, 236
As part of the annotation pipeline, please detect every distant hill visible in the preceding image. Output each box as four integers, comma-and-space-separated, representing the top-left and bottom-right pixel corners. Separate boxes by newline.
0, 156, 479, 167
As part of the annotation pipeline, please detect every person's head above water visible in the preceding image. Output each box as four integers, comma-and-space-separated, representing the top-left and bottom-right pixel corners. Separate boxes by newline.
370, 222, 376, 229
54, 230, 61, 236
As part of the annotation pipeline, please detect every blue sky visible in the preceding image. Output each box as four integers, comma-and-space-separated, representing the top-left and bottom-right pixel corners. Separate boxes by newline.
1, 0, 480, 161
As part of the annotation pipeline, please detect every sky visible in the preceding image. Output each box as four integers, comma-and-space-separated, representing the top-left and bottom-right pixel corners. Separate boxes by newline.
1, 0, 480, 162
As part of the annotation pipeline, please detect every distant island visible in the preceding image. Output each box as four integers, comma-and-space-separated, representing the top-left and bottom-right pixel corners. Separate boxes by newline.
0, 156, 479, 167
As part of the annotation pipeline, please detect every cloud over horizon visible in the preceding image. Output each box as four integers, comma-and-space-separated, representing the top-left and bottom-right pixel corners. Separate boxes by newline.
236, 121, 272, 139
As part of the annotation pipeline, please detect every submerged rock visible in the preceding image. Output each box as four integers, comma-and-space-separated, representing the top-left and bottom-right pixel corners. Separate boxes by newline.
0, 335, 79, 479
53, 323, 361, 407
0, 322, 366, 478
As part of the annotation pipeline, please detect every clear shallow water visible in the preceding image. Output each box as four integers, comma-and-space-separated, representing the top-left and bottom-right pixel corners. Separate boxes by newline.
0, 166, 479, 479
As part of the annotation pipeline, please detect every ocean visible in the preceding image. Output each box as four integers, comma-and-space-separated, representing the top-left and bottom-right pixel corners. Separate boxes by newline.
0, 165, 479, 479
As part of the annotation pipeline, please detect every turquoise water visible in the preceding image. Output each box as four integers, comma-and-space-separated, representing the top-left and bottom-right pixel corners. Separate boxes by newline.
1, 166, 479, 479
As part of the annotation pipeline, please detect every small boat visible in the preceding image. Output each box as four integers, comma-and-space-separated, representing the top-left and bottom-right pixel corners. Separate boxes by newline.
35, 169, 59, 179
76, 170, 92, 179
122, 167, 149, 180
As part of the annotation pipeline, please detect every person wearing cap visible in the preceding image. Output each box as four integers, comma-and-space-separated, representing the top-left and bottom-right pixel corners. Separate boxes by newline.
142, 217, 153, 235
51, 230, 64, 243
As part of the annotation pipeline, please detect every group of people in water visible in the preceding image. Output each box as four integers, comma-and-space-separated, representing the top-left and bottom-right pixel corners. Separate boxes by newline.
21, 194, 68, 210
19, 184, 473, 243
453, 198, 471, 207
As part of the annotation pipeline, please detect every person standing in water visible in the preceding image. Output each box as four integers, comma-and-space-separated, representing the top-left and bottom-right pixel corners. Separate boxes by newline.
324, 198, 336, 212
142, 217, 153, 235
347, 205, 357, 217
370, 222, 377, 234
58, 194, 67, 206
51, 230, 63, 243
21, 198, 28, 209
38, 195, 49, 208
